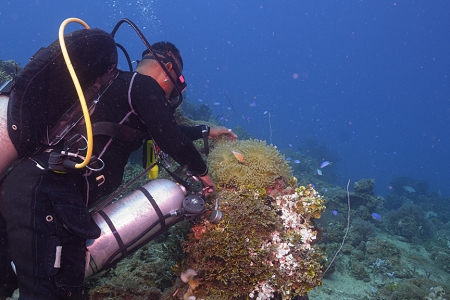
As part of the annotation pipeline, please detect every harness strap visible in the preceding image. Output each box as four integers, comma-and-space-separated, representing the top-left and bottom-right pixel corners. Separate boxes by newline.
98, 71, 141, 160
74, 122, 146, 142
138, 187, 166, 231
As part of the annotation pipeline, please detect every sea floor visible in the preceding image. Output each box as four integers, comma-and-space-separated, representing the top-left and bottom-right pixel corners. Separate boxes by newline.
5, 222, 450, 300
308, 230, 450, 300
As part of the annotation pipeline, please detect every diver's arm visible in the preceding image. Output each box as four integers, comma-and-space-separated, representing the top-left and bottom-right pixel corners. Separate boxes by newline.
130, 75, 208, 175
179, 125, 207, 140
179, 125, 237, 141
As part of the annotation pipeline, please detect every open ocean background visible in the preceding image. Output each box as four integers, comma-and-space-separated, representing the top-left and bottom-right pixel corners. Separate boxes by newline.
1, 1, 449, 197
2, 1, 450, 299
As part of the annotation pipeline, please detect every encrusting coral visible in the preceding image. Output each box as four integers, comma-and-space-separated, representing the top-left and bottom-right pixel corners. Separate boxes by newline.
207, 139, 292, 189
181, 183, 326, 300
0, 59, 22, 82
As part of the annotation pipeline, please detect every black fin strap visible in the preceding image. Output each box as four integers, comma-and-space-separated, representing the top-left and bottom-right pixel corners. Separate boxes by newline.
98, 210, 127, 258
138, 187, 166, 231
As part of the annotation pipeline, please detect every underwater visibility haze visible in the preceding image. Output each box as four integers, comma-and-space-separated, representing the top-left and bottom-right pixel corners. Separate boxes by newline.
1, 0, 450, 299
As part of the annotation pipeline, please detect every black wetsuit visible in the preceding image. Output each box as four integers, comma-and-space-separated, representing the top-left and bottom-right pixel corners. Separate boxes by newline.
0, 71, 208, 299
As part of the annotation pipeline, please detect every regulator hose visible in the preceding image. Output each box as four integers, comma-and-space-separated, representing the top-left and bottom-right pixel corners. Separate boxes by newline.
58, 18, 93, 169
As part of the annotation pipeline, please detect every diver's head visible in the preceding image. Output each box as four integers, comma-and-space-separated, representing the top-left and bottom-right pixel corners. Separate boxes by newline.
145, 41, 183, 73
137, 41, 186, 109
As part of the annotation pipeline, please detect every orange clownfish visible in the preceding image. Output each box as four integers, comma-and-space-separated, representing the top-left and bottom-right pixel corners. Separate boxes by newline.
231, 149, 245, 162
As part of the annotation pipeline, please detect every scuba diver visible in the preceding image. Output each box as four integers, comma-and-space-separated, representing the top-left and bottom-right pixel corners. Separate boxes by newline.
0, 40, 237, 300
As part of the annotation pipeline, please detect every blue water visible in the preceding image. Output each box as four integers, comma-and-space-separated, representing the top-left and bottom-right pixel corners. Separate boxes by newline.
1, 0, 449, 199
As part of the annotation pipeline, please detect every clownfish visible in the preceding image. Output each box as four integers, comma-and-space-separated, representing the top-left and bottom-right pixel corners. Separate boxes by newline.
231, 150, 245, 162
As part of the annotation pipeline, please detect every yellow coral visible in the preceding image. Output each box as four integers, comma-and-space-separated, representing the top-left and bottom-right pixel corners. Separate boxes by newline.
207, 139, 292, 189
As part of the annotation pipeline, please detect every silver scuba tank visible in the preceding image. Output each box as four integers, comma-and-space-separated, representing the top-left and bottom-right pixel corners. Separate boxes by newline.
0, 95, 18, 176
85, 178, 205, 278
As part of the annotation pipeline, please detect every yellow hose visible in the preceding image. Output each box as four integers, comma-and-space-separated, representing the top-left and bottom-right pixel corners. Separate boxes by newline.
58, 18, 92, 169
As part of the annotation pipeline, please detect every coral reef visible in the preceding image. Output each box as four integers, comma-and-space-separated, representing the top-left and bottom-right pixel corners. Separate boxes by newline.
390, 176, 430, 195
181, 184, 326, 299
350, 218, 376, 243
0, 59, 22, 82
231, 125, 254, 140
385, 188, 450, 223
430, 250, 450, 273
386, 203, 433, 242
377, 278, 450, 300
180, 101, 213, 121
350, 261, 370, 281
179, 99, 225, 124
353, 178, 375, 195
207, 139, 292, 189
321, 180, 384, 222
425, 286, 447, 300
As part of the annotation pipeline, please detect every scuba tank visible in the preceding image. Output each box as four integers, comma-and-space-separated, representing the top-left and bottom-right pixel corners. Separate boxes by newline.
85, 178, 207, 278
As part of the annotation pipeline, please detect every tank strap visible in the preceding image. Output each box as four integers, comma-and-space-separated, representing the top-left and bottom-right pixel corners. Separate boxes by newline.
98, 210, 128, 258
138, 187, 166, 231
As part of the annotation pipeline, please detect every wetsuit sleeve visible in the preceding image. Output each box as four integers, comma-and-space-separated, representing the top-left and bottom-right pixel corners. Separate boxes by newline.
179, 125, 209, 141
130, 74, 208, 176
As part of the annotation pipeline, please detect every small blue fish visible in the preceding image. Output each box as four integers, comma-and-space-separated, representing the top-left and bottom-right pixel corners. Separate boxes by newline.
371, 213, 382, 221
311, 184, 315, 188
324, 188, 328, 192
289, 144, 292, 147
333, 210, 338, 215
320, 161, 332, 168
286, 157, 292, 161
227, 107, 232, 110
249, 102, 256, 107
294, 160, 300, 164
213, 102, 220, 105
263, 111, 268, 114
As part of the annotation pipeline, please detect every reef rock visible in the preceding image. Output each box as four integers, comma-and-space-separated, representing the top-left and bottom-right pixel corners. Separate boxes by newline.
390, 177, 429, 195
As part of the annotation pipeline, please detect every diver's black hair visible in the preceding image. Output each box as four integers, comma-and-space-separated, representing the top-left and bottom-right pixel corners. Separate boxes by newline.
142, 41, 183, 71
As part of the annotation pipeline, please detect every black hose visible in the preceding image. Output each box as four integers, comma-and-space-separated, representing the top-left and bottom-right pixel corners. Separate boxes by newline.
110, 18, 182, 102
115, 43, 133, 72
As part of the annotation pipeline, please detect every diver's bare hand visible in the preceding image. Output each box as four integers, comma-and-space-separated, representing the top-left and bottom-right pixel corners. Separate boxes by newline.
200, 173, 217, 196
209, 126, 237, 141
